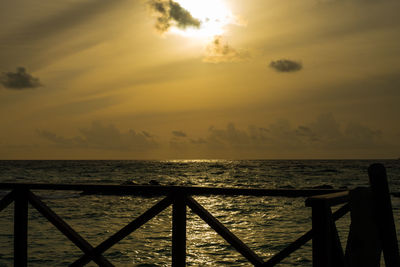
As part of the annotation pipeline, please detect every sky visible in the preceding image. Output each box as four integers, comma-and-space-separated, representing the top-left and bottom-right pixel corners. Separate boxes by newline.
0, 0, 400, 159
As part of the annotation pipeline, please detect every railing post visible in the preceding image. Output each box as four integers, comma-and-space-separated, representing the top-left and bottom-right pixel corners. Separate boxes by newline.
311, 201, 332, 267
172, 191, 186, 267
368, 163, 400, 267
14, 188, 28, 267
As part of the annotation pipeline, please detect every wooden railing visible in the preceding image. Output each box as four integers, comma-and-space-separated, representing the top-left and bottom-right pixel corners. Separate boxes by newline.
306, 163, 400, 267
0, 183, 346, 266
2, 164, 398, 267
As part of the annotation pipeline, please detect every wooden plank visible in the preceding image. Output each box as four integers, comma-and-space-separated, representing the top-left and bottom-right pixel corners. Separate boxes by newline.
14, 188, 28, 267
172, 192, 186, 267
186, 196, 264, 266
26, 191, 114, 267
368, 163, 400, 267
311, 202, 333, 267
305, 191, 349, 207
0, 182, 345, 197
0, 190, 14, 212
71, 195, 173, 266
345, 187, 381, 267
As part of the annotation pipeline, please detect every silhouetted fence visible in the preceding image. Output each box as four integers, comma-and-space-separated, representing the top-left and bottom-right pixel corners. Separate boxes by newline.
306, 163, 400, 267
0, 163, 398, 266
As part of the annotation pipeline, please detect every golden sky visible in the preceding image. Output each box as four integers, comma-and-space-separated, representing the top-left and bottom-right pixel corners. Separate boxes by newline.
1, 0, 400, 159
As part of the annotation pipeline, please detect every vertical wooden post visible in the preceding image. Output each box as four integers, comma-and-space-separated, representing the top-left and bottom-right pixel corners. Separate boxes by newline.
311, 201, 332, 267
14, 188, 28, 267
344, 187, 381, 267
172, 191, 186, 267
368, 163, 400, 267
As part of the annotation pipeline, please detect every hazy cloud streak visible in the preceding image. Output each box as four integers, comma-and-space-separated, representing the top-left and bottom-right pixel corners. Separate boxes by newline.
5, 0, 127, 45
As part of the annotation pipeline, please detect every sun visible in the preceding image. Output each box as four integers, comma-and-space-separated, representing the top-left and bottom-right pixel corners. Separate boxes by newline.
171, 0, 235, 38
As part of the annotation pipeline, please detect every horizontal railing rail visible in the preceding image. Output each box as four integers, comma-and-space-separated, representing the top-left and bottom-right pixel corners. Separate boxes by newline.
0, 183, 348, 266
0, 182, 344, 197
305, 191, 349, 207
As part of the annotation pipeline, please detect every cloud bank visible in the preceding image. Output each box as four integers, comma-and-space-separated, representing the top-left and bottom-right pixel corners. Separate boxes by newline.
269, 59, 302, 73
203, 36, 249, 63
36, 114, 392, 158
203, 114, 382, 151
0, 67, 41, 89
148, 0, 201, 33
39, 122, 158, 151
166, 114, 387, 158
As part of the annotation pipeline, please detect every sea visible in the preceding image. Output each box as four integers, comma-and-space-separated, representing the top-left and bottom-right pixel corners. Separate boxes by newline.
0, 160, 399, 266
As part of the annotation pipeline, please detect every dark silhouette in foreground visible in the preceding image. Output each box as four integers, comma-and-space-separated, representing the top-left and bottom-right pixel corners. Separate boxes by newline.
0, 163, 399, 266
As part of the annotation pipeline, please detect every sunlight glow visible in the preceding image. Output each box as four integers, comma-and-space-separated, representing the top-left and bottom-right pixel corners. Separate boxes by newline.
171, 0, 235, 38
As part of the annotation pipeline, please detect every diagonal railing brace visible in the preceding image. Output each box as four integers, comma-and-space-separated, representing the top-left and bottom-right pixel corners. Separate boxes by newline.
71, 195, 173, 266
186, 196, 265, 266
0, 190, 15, 212
27, 191, 114, 267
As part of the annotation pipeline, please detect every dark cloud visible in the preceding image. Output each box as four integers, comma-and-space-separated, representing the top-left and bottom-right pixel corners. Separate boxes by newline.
38, 122, 158, 151
269, 59, 302, 73
203, 36, 250, 63
172, 130, 187, 137
0, 67, 41, 89
148, 0, 201, 33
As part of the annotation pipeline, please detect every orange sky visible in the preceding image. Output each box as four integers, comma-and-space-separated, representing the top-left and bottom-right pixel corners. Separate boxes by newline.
1, 0, 400, 159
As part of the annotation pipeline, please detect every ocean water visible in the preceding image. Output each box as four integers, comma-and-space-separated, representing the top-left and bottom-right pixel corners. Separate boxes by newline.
0, 160, 399, 266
